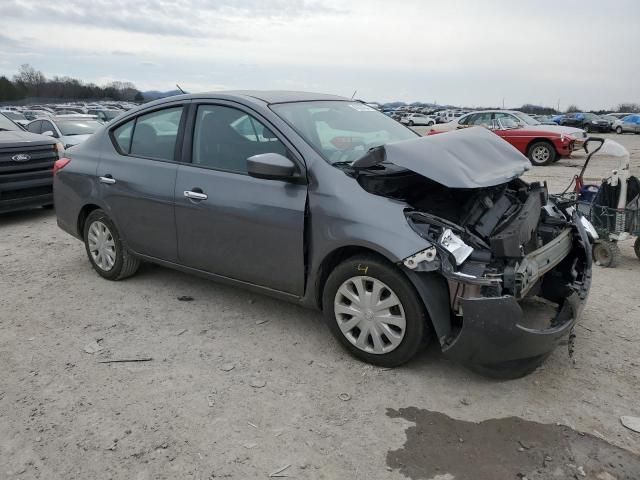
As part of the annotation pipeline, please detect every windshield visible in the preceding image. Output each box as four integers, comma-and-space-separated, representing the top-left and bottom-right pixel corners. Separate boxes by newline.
57, 120, 101, 136
271, 101, 418, 165
0, 113, 22, 131
500, 117, 521, 129
513, 112, 540, 125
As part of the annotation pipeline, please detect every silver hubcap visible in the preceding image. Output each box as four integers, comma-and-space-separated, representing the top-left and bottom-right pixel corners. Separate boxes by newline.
87, 220, 116, 271
334, 276, 406, 354
532, 145, 550, 163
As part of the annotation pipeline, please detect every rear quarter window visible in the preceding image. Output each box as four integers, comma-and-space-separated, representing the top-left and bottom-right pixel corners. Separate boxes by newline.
113, 120, 134, 153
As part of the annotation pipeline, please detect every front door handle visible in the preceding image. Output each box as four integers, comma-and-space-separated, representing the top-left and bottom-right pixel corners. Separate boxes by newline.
184, 190, 208, 201
99, 175, 116, 184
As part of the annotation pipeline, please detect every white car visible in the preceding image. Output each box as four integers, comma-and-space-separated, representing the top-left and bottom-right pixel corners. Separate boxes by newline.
429, 110, 588, 146
400, 113, 436, 126
25, 116, 103, 149
0, 110, 30, 127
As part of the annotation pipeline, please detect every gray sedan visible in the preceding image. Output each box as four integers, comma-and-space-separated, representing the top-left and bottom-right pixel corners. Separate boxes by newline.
53, 91, 593, 378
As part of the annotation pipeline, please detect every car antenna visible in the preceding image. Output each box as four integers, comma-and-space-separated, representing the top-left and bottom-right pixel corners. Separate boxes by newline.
351, 89, 357, 100
176, 84, 186, 94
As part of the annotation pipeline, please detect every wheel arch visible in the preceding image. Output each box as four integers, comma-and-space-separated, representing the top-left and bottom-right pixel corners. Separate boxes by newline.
77, 203, 102, 237
313, 245, 452, 344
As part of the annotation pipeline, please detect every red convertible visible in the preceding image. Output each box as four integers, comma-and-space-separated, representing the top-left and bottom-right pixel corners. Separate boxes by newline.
428, 116, 577, 166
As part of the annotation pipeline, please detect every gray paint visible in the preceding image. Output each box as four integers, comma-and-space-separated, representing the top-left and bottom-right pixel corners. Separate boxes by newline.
54, 91, 434, 307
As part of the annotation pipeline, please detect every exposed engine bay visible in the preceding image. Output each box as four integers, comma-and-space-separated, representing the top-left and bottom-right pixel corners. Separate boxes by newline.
354, 165, 590, 307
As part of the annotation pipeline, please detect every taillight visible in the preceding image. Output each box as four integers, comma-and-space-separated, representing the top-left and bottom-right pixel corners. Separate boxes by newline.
53, 158, 71, 175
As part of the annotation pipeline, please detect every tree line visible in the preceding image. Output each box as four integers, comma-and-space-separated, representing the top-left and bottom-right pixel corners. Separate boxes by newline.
0, 64, 143, 103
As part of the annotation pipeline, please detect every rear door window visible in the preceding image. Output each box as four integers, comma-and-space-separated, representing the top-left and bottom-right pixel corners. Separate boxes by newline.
113, 120, 134, 153
129, 107, 184, 161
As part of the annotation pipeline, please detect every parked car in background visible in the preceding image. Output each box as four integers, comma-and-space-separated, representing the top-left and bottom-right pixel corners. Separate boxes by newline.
438, 110, 467, 123
560, 112, 610, 133
530, 115, 558, 125
22, 109, 52, 121
87, 109, 122, 123
400, 113, 436, 126
0, 110, 30, 127
429, 110, 587, 151
26, 116, 103, 149
551, 114, 565, 124
600, 115, 618, 130
53, 91, 593, 378
607, 112, 633, 120
429, 115, 577, 165
0, 112, 63, 212
615, 114, 640, 134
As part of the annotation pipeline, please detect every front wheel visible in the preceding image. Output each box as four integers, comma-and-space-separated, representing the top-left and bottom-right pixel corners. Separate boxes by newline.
322, 255, 430, 367
83, 209, 140, 280
408, 120, 414, 126
593, 240, 621, 268
616, 126, 623, 134
527, 141, 556, 166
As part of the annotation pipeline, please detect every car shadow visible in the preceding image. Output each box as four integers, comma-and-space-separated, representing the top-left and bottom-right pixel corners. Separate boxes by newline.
0, 207, 54, 227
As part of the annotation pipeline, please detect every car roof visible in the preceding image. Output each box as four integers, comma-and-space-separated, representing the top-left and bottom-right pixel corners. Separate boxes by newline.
144, 90, 349, 108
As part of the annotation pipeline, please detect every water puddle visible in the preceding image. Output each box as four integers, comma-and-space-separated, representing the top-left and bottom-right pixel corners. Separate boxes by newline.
387, 407, 639, 480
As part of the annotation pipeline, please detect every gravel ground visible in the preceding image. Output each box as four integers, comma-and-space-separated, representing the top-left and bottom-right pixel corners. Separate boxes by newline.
1, 132, 639, 479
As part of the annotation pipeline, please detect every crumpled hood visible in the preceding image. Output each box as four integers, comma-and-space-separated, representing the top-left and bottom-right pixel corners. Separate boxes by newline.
353, 127, 531, 188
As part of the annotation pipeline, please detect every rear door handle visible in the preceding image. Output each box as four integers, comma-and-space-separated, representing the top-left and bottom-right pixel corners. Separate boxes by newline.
184, 190, 208, 201
99, 175, 116, 184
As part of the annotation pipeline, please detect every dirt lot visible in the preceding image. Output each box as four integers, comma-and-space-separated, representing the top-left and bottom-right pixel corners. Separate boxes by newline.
1, 133, 639, 479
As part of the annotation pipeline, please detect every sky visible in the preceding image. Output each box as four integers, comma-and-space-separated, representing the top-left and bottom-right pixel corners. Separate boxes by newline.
0, 0, 638, 109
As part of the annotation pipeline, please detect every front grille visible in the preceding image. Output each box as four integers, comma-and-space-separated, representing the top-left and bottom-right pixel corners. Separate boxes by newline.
0, 144, 57, 202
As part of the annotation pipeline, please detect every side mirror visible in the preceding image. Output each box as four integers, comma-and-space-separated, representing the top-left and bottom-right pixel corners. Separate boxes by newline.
247, 153, 297, 181
42, 130, 55, 137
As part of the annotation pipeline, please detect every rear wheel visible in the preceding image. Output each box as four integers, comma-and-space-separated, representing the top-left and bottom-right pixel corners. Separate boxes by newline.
83, 209, 140, 280
593, 240, 621, 268
322, 255, 430, 367
616, 126, 623, 134
527, 141, 556, 166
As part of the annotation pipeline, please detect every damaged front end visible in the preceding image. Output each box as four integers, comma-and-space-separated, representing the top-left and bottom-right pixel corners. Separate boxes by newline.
403, 181, 592, 371
352, 129, 593, 374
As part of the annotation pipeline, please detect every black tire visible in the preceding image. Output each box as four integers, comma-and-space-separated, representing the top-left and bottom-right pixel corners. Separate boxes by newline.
583, 124, 591, 133
83, 209, 140, 280
527, 141, 556, 166
592, 240, 621, 268
408, 120, 414, 126
42, 204, 54, 210
634, 237, 640, 261
616, 126, 623, 134
322, 254, 430, 368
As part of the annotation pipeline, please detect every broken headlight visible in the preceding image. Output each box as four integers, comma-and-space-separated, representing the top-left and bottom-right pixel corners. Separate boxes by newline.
439, 229, 473, 265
